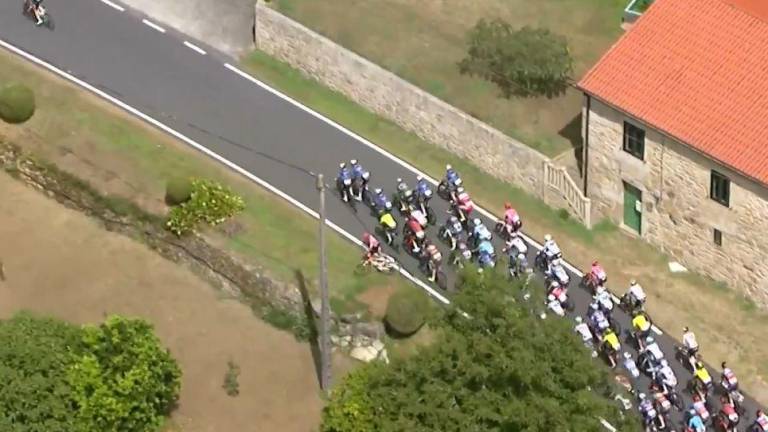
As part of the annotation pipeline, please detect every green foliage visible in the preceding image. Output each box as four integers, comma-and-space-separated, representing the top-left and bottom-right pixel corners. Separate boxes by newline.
459, 20, 573, 98
260, 305, 312, 341
222, 360, 241, 397
0, 312, 82, 432
321, 367, 377, 432
323, 269, 637, 431
166, 178, 245, 236
0, 82, 36, 124
164, 177, 194, 206
68, 316, 182, 432
384, 288, 429, 337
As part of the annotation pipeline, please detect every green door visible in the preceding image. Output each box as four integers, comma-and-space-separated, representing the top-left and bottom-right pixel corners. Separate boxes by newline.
623, 182, 642, 233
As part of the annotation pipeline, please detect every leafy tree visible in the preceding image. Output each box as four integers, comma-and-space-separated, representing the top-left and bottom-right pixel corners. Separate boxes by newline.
0, 312, 83, 432
68, 316, 182, 432
322, 268, 637, 432
384, 287, 429, 336
459, 20, 574, 98
0, 82, 36, 124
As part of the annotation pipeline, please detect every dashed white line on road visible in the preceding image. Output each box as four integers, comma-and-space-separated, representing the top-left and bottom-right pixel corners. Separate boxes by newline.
183, 41, 207, 55
99, 0, 125, 12
141, 19, 166, 33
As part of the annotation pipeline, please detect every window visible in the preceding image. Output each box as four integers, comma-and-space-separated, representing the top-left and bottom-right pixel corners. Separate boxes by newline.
623, 121, 645, 160
713, 228, 722, 246
710, 170, 730, 206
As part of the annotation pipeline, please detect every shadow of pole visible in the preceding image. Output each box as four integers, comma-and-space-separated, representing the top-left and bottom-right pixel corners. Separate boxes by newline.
294, 269, 323, 389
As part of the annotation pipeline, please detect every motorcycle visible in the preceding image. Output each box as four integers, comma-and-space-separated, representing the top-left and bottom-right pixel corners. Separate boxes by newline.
23, 0, 54, 29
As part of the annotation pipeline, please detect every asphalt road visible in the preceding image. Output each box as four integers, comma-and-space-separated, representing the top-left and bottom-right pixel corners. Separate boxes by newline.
0, 1, 763, 429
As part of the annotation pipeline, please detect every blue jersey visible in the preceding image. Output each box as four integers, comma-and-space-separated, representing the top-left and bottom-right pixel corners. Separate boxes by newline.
478, 252, 494, 266
687, 415, 704, 430
373, 192, 389, 209
338, 167, 352, 181
446, 169, 460, 184
477, 240, 494, 256
351, 164, 364, 179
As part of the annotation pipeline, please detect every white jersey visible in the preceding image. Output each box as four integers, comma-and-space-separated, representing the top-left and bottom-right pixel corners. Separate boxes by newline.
645, 342, 664, 363
657, 365, 678, 387
629, 284, 646, 301
575, 323, 592, 342
683, 331, 699, 351
543, 240, 561, 258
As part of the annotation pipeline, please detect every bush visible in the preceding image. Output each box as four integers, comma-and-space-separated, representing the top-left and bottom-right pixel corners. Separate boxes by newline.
459, 20, 573, 98
166, 178, 245, 236
68, 316, 182, 432
0, 312, 83, 432
0, 83, 36, 124
321, 367, 377, 432
222, 360, 241, 397
165, 177, 193, 206
384, 288, 428, 337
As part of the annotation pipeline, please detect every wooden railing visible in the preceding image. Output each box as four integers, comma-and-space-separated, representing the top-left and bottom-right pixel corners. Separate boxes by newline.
544, 162, 592, 228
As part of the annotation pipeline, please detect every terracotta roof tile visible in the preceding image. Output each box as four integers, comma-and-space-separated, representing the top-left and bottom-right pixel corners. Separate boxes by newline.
579, 0, 768, 185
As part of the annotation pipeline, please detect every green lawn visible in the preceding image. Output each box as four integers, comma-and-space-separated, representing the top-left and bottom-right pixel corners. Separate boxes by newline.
0, 49, 406, 317
270, 0, 627, 157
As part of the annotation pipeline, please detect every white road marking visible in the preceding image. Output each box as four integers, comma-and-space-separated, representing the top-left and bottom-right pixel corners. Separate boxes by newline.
223, 63, 662, 334
99, 0, 125, 12
0, 38, 450, 306
183, 41, 207, 55
141, 19, 166, 33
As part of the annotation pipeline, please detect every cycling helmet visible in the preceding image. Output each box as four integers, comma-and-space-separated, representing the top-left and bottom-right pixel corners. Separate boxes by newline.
683, 326, 690, 332
450, 216, 458, 224
473, 218, 482, 226
758, 410, 764, 417
362, 232, 371, 242
624, 352, 632, 360
638, 393, 646, 400
544, 234, 552, 242
550, 280, 559, 288
590, 303, 599, 311
374, 188, 382, 194
446, 164, 452, 170
547, 294, 556, 302
645, 336, 654, 344
362, 171, 370, 180
350, 159, 358, 165
396, 177, 403, 183
630, 279, 637, 286
504, 202, 512, 209
695, 361, 704, 369
660, 359, 668, 367
575, 316, 583, 323
339, 162, 346, 168
416, 175, 423, 182
721, 361, 727, 369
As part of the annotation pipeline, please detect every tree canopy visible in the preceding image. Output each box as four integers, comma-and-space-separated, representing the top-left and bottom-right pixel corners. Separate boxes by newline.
459, 20, 573, 98
0, 82, 36, 124
322, 269, 637, 432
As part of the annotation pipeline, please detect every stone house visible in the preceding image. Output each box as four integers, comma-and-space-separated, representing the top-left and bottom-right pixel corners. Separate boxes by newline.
577, 0, 768, 303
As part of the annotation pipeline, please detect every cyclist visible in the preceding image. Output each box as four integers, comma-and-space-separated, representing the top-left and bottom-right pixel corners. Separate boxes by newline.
371, 188, 391, 214
450, 240, 473, 268
632, 311, 652, 347
693, 361, 713, 396
361, 232, 380, 261
415, 176, 432, 201
453, 187, 474, 222
687, 410, 706, 432
421, 240, 443, 282
502, 202, 522, 234
349, 159, 368, 201
588, 260, 607, 289
337, 162, 353, 202
574, 316, 592, 344
721, 362, 739, 393
653, 359, 678, 390
28, 0, 45, 25
471, 218, 492, 246
625, 279, 647, 310
378, 212, 397, 242
682, 326, 700, 370
440, 215, 464, 249
639, 336, 664, 374
395, 178, 414, 212
601, 328, 620, 366
444, 164, 462, 190
753, 410, 768, 432
637, 393, 656, 427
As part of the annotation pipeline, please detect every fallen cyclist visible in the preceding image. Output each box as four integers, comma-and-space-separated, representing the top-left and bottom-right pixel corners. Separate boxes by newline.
361, 232, 381, 262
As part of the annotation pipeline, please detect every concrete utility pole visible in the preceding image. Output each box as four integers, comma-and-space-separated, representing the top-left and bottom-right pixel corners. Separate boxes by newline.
316, 174, 332, 394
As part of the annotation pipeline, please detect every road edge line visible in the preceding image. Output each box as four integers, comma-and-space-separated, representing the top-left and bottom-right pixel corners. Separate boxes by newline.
0, 38, 450, 306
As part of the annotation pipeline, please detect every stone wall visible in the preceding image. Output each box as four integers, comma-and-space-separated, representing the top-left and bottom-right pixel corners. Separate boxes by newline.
586, 97, 768, 305
253, 1, 582, 221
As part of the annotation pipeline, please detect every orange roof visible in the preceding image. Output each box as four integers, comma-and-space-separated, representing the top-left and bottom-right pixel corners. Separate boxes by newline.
579, 0, 768, 185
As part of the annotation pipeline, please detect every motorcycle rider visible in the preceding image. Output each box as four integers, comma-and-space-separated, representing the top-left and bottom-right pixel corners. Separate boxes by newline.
395, 178, 415, 211
682, 326, 700, 370
421, 240, 443, 283
337, 162, 353, 202
361, 232, 381, 261
625, 279, 647, 310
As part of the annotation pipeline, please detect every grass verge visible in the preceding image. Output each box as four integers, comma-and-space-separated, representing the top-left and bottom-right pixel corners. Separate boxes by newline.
241, 49, 768, 404
0, 48, 409, 319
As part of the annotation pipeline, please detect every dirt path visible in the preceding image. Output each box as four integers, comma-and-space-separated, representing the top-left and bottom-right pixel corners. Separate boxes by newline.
0, 172, 330, 432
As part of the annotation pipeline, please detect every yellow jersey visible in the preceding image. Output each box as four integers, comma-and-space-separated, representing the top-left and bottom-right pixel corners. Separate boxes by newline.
603, 332, 620, 350
695, 367, 712, 384
632, 314, 650, 332
379, 213, 396, 229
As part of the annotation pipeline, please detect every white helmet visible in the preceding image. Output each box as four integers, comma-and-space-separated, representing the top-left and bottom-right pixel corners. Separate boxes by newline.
550, 280, 559, 288
547, 294, 556, 302
544, 234, 552, 242
645, 336, 654, 344
590, 303, 599, 311
362, 171, 370, 180
638, 393, 646, 400
575, 316, 583, 324
660, 359, 668, 367
339, 162, 346, 168
350, 159, 358, 165
396, 178, 403, 183
630, 279, 637, 286
623, 352, 632, 360
446, 164, 452, 170
473, 218, 482, 226
374, 188, 382, 194
416, 175, 423, 182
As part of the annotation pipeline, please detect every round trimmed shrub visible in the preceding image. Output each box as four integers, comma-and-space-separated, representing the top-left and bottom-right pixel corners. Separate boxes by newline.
165, 177, 193, 206
384, 288, 428, 337
0, 82, 36, 124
